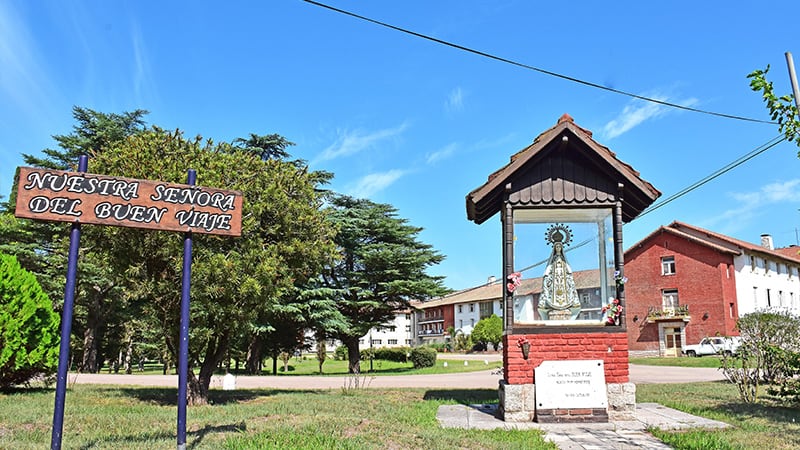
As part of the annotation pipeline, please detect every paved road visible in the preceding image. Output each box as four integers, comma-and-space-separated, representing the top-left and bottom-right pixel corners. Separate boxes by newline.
67, 364, 725, 390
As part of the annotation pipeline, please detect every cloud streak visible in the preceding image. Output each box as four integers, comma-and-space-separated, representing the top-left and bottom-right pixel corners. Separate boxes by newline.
346, 169, 406, 198
426, 142, 458, 165
445, 87, 464, 113
709, 179, 800, 231
0, 2, 53, 120
603, 94, 698, 139
316, 122, 409, 162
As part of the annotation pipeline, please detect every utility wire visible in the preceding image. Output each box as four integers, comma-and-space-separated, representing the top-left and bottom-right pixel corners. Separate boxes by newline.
304, 0, 776, 125
636, 134, 787, 219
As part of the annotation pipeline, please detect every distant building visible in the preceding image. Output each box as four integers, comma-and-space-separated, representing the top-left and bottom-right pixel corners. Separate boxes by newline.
413, 269, 610, 346
624, 221, 800, 357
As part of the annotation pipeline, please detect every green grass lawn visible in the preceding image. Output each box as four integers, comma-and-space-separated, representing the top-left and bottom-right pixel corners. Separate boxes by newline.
637, 381, 800, 450
630, 356, 723, 368
130, 355, 502, 377
0, 385, 553, 449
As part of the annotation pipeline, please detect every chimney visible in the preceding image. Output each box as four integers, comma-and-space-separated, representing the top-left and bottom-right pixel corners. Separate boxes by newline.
760, 234, 774, 250
487, 275, 497, 284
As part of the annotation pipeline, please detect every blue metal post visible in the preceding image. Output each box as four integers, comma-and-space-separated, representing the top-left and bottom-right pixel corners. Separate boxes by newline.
50, 155, 88, 450
177, 169, 195, 450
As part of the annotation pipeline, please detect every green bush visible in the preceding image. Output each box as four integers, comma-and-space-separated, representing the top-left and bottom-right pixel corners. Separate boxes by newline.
0, 253, 60, 388
409, 346, 437, 369
373, 347, 410, 362
334, 345, 348, 361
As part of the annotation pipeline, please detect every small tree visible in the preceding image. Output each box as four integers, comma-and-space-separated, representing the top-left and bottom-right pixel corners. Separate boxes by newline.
471, 315, 503, 351
721, 311, 800, 403
0, 253, 60, 388
316, 336, 327, 375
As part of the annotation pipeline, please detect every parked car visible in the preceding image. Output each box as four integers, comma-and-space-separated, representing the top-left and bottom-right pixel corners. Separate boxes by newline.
682, 336, 741, 357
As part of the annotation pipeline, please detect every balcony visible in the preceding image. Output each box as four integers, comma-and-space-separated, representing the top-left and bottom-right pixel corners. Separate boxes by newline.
417, 329, 444, 337
646, 304, 690, 323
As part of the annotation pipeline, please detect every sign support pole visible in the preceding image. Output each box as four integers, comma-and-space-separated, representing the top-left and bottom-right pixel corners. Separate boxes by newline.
50, 155, 88, 450
176, 169, 195, 450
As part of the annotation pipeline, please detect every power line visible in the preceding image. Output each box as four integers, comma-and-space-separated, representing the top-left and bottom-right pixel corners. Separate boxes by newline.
636, 134, 788, 219
303, 0, 776, 125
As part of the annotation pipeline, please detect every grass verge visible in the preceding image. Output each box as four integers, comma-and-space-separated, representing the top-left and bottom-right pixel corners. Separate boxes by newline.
0, 385, 554, 449
630, 356, 723, 368
637, 381, 800, 449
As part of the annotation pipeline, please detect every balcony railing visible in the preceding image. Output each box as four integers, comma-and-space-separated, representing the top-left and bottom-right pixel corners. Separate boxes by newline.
646, 304, 690, 322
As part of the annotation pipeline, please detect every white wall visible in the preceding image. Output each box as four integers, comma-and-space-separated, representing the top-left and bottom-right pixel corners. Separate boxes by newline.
734, 252, 800, 316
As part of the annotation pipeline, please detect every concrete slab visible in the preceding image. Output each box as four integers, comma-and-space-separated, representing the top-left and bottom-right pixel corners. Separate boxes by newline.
437, 403, 729, 449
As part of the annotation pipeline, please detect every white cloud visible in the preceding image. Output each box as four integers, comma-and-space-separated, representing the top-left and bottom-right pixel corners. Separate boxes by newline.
445, 87, 464, 113
0, 2, 53, 119
426, 142, 458, 165
710, 179, 800, 229
130, 21, 157, 105
602, 94, 698, 139
316, 122, 409, 162
346, 169, 406, 198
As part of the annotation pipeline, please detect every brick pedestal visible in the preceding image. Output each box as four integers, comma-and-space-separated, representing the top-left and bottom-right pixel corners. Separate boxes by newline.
499, 330, 636, 423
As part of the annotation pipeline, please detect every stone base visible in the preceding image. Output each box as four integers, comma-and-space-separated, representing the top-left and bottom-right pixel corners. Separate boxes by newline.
536, 408, 608, 423
498, 380, 636, 423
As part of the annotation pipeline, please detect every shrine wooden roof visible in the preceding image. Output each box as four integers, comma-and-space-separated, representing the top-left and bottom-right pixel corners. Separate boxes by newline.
466, 114, 661, 224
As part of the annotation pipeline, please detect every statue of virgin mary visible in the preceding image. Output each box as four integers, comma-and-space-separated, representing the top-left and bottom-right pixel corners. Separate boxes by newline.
538, 224, 582, 320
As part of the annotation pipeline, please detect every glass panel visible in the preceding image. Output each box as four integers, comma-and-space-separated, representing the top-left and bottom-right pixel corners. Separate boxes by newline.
512, 208, 615, 325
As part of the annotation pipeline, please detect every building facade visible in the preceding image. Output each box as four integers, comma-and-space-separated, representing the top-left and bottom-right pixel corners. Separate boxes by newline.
624, 221, 800, 357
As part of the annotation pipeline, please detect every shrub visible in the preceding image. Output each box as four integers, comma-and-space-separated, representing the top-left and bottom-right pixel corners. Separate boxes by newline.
334, 345, 348, 361
409, 346, 437, 369
373, 347, 410, 362
0, 253, 60, 388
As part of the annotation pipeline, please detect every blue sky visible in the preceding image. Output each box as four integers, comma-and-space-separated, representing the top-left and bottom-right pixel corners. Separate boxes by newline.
2, 1, 799, 290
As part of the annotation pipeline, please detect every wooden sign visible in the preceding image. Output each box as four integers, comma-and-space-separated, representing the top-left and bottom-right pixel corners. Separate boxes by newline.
14, 167, 243, 236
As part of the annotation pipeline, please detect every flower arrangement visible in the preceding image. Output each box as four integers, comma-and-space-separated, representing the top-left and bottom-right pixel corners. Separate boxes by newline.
507, 272, 522, 293
602, 297, 623, 325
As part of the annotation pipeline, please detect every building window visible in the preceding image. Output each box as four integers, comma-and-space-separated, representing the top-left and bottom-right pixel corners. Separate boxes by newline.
405, 325, 411, 332
753, 286, 758, 306
661, 256, 676, 275
405, 314, 411, 320
779, 291, 784, 307
457, 305, 462, 313
767, 289, 772, 307
729, 302, 735, 319
389, 326, 396, 332
388, 339, 398, 345
459, 319, 463, 328
469, 303, 475, 312
405, 339, 412, 345
662, 289, 679, 311
479, 301, 492, 319
580, 293, 591, 308
372, 339, 382, 345
470, 318, 475, 326
359, 339, 365, 344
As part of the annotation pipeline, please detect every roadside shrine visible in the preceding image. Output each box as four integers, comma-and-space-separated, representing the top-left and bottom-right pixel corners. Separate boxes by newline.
14, 156, 242, 449
465, 114, 661, 422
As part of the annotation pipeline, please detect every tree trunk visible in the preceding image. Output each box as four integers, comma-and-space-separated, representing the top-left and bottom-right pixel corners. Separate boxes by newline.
81, 327, 98, 373
344, 336, 361, 374
271, 351, 278, 375
80, 295, 102, 373
245, 334, 263, 375
186, 332, 229, 406
123, 334, 134, 374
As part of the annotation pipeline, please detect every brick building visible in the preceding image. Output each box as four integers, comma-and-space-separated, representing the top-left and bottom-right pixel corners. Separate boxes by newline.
624, 221, 800, 357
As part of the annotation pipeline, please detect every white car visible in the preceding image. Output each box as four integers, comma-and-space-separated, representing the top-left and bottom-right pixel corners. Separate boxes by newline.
682, 337, 741, 357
